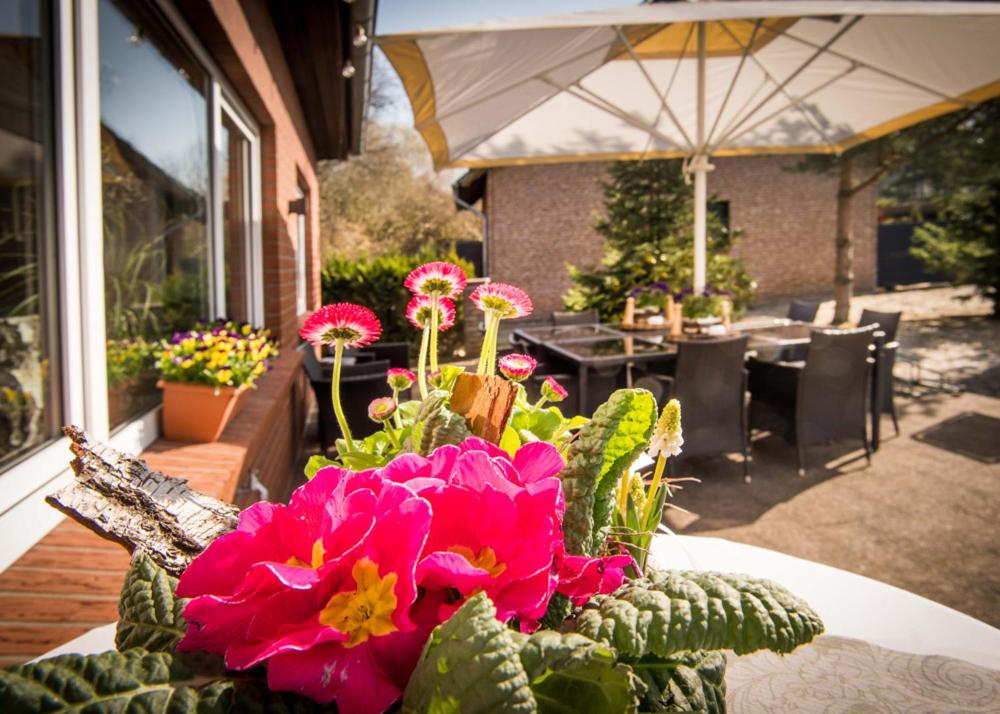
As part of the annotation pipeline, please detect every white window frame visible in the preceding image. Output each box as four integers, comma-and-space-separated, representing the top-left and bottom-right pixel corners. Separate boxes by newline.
0, 0, 264, 569
295, 186, 308, 316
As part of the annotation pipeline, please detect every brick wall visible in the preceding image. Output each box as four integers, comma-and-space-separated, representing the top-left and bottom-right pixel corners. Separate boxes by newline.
485, 156, 877, 313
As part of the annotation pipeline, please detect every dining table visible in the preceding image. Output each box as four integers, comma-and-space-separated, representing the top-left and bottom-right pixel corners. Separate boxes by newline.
512, 317, 889, 448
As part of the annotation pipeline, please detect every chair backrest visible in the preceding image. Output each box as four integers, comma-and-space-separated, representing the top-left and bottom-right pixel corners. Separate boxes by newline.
798, 325, 878, 446
551, 309, 599, 326
358, 342, 410, 371
858, 308, 902, 341
673, 336, 749, 456
787, 299, 820, 323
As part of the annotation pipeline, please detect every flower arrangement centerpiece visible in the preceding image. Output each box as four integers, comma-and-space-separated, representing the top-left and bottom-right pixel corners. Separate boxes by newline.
678, 287, 735, 336
4, 268, 824, 714
157, 320, 278, 442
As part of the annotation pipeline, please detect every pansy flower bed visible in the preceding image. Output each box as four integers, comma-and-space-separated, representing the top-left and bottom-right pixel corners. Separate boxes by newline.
0, 267, 823, 714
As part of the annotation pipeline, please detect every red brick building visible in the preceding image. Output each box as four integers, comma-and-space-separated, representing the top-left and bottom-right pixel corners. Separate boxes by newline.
458, 157, 878, 314
0, 0, 372, 662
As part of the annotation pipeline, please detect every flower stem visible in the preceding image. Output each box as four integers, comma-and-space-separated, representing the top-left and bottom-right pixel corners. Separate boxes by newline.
391, 387, 404, 429
332, 340, 355, 453
534, 395, 548, 410
477, 312, 495, 375
417, 327, 430, 399
385, 424, 401, 450
429, 292, 440, 373
641, 455, 667, 526
481, 311, 502, 376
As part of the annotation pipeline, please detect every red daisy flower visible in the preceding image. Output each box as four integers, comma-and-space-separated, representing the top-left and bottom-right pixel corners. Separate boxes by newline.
470, 283, 533, 319
406, 296, 456, 331
299, 303, 381, 348
404, 261, 467, 300
367, 397, 397, 423
498, 353, 538, 382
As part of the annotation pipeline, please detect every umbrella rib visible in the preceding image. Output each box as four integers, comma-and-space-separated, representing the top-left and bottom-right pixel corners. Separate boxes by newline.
614, 25, 695, 151
406, 32, 629, 132
706, 19, 763, 148
542, 76, 687, 153
760, 20, 977, 109
717, 64, 859, 151
712, 20, 841, 152
664, 22, 695, 102
707, 16, 861, 153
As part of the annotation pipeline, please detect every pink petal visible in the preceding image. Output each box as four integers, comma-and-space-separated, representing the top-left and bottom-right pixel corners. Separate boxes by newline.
416, 551, 491, 592
513, 441, 565, 483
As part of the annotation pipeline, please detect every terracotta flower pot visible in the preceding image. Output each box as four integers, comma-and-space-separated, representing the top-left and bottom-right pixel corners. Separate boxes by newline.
158, 380, 248, 443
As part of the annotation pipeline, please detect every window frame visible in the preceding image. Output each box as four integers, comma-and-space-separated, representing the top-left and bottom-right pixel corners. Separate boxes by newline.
0, 0, 265, 569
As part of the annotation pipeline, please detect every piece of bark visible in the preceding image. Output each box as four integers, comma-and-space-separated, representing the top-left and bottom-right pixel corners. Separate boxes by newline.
450, 373, 517, 444
46, 426, 239, 575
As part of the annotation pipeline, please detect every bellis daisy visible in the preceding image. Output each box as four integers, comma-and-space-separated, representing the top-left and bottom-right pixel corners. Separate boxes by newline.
540, 376, 568, 404
470, 283, 532, 319
404, 261, 467, 300
498, 353, 537, 382
300, 303, 382, 349
405, 296, 455, 332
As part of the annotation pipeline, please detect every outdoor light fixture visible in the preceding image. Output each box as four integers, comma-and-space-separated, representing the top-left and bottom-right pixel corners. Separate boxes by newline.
353, 24, 368, 47
341, 60, 356, 79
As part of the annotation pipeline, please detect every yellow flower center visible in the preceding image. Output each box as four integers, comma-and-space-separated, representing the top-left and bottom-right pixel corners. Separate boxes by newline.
286, 539, 325, 569
448, 545, 506, 578
318, 558, 398, 648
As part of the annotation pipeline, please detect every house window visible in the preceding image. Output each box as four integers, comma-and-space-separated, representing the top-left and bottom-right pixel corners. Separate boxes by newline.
99, 0, 212, 428
220, 110, 252, 323
0, 0, 61, 470
294, 185, 307, 315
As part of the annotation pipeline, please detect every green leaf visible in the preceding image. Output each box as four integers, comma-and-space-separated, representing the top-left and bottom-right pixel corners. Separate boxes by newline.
0, 648, 233, 714
418, 408, 472, 455
436, 364, 466, 393
571, 570, 824, 658
515, 630, 643, 714
500, 426, 522, 458
116, 551, 189, 653
304, 454, 337, 479
632, 651, 727, 713
229, 678, 337, 713
559, 389, 657, 555
402, 593, 536, 714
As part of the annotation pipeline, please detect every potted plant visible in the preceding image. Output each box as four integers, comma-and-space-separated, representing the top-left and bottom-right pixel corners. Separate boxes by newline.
106, 337, 157, 426
157, 320, 278, 442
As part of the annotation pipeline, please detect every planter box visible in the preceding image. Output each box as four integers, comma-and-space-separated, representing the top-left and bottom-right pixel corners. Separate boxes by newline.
158, 380, 247, 443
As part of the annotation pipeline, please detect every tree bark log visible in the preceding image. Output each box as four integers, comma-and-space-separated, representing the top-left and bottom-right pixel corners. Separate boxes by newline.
450, 374, 517, 444
834, 155, 855, 324
46, 426, 239, 575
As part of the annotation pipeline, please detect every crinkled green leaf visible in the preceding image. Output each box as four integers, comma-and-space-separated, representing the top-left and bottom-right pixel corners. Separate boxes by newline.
632, 651, 727, 713
559, 389, 657, 555
402, 593, 536, 714
116, 551, 188, 653
304, 454, 336, 479
418, 407, 472, 455
514, 630, 643, 714
0, 648, 232, 714
571, 570, 824, 658
538, 592, 573, 632
229, 678, 337, 713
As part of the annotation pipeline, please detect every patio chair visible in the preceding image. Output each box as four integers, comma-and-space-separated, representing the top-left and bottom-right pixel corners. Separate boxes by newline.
357, 341, 411, 371
550, 308, 599, 326
859, 309, 902, 437
749, 324, 878, 476
787, 299, 820, 323
300, 345, 393, 450
637, 336, 752, 482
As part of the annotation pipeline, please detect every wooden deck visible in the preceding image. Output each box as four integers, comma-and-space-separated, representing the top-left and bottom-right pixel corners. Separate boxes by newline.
0, 351, 306, 666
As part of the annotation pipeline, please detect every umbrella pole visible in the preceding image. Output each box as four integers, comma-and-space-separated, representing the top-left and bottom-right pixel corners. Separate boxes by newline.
693, 21, 708, 294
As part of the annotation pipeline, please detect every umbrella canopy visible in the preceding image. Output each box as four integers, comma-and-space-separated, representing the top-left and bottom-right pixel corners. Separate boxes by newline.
379, 1, 1000, 291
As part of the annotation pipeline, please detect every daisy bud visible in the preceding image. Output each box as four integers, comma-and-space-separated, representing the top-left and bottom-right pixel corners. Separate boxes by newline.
367, 397, 397, 423
541, 376, 568, 403
386, 368, 416, 391
498, 353, 537, 382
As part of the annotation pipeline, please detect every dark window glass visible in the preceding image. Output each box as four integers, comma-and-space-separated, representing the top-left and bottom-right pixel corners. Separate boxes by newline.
99, 0, 210, 428
221, 113, 250, 323
0, 0, 61, 470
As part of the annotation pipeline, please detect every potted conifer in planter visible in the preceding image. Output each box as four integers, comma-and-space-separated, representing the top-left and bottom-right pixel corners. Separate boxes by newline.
157, 320, 278, 442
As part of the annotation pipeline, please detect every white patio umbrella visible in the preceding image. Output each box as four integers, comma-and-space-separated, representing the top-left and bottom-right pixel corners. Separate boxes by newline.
378, 1, 1000, 292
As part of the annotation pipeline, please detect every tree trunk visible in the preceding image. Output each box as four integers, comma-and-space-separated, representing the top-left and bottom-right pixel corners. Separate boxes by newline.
834, 155, 855, 324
